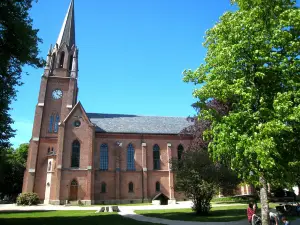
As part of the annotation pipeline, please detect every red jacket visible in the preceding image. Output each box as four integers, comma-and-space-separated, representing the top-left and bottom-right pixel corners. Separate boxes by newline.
247, 207, 256, 222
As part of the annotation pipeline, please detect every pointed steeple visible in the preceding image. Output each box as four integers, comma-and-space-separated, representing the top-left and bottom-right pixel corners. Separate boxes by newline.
56, 0, 75, 49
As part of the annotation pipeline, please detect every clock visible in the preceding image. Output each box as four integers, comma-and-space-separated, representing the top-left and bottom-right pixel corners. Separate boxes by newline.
52, 89, 63, 100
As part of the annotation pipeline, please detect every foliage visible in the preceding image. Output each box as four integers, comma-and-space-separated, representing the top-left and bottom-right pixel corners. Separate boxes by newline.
16, 192, 40, 205
183, 0, 300, 224
171, 108, 240, 215
0, 0, 44, 151
0, 143, 28, 201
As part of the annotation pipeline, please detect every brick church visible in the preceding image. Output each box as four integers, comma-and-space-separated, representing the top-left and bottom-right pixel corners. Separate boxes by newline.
22, 0, 253, 205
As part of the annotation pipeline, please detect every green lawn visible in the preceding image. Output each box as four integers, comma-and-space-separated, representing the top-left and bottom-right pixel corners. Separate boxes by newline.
135, 203, 279, 222
80, 203, 152, 207
0, 211, 161, 225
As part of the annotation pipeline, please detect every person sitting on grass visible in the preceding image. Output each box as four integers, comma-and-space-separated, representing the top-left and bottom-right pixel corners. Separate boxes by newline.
247, 202, 257, 225
281, 216, 290, 225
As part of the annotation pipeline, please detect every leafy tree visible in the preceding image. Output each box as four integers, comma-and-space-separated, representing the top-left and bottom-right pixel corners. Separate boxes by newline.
183, 0, 300, 224
0, 143, 28, 201
0, 0, 44, 151
171, 101, 239, 215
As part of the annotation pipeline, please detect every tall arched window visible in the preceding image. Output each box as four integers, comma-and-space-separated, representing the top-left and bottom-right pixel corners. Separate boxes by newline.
155, 181, 160, 192
71, 140, 80, 168
59, 51, 65, 68
153, 144, 160, 170
54, 113, 60, 133
100, 144, 108, 170
178, 144, 184, 160
128, 182, 134, 193
127, 143, 135, 171
48, 161, 52, 171
48, 114, 54, 133
101, 182, 106, 193
69, 54, 73, 71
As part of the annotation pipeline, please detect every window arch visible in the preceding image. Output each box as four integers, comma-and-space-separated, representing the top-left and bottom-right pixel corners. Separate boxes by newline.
100, 144, 108, 170
127, 143, 135, 171
128, 182, 134, 193
155, 181, 160, 192
54, 113, 59, 133
48, 114, 54, 133
59, 51, 65, 68
101, 182, 106, 193
153, 144, 160, 170
71, 140, 80, 168
178, 144, 184, 160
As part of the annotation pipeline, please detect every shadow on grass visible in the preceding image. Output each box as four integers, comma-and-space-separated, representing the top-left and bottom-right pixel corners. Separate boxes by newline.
0, 211, 161, 225
137, 208, 247, 222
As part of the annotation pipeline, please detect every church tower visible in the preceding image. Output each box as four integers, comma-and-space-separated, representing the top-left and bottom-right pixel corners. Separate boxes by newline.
23, 0, 78, 203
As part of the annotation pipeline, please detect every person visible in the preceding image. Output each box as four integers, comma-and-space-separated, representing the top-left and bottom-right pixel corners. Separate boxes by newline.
247, 202, 256, 225
281, 216, 290, 225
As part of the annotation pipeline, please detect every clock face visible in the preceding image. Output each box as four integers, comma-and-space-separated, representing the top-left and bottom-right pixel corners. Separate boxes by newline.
52, 89, 63, 100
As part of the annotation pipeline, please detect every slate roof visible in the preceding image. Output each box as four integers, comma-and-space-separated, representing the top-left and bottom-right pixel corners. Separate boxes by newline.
87, 113, 193, 135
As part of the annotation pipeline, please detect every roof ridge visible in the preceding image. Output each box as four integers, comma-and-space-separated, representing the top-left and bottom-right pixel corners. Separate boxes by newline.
86, 112, 188, 118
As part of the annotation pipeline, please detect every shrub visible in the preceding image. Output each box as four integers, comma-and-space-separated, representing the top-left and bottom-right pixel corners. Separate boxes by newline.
16, 192, 40, 205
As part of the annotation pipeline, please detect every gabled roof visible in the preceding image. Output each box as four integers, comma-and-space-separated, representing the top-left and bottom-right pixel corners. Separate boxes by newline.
152, 192, 169, 200
87, 113, 192, 135
63, 102, 93, 127
56, 0, 75, 48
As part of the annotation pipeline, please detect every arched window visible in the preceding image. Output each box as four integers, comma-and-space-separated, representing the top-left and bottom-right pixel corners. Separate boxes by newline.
178, 144, 184, 161
51, 53, 56, 71
153, 144, 160, 170
69, 54, 73, 71
71, 140, 80, 168
100, 144, 108, 170
127, 143, 135, 171
48, 114, 54, 133
54, 113, 60, 133
48, 161, 52, 171
59, 51, 65, 68
155, 181, 160, 192
101, 182, 106, 193
47, 147, 50, 153
71, 179, 78, 186
128, 182, 134, 193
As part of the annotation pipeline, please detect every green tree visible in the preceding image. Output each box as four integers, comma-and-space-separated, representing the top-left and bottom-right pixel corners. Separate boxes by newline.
0, 143, 28, 201
171, 102, 239, 215
0, 0, 44, 151
183, 0, 300, 224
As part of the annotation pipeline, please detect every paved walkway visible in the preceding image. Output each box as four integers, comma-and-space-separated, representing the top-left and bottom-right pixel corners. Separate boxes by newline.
118, 208, 249, 225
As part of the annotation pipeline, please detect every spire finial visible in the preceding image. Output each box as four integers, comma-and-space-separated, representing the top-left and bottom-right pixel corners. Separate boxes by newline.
56, 0, 75, 48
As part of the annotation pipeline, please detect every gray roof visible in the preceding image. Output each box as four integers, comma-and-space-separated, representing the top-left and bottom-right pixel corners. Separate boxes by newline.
87, 113, 192, 135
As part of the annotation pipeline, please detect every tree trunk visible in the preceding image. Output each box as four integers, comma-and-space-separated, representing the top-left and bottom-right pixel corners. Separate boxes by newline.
260, 176, 269, 225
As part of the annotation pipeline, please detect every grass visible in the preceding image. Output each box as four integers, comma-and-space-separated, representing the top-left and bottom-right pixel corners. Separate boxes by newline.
135, 203, 279, 222
0, 210, 161, 225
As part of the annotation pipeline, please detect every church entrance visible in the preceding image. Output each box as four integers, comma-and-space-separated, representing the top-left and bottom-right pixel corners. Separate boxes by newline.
69, 180, 78, 201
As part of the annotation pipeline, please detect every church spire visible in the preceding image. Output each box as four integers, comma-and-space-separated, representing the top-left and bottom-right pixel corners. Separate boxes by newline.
56, 0, 75, 49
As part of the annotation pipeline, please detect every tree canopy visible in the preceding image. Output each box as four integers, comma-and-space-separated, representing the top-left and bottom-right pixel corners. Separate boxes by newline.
0, 0, 44, 150
183, 0, 300, 224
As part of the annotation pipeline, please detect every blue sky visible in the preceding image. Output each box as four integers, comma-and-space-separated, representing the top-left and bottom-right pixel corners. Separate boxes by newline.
10, 0, 237, 148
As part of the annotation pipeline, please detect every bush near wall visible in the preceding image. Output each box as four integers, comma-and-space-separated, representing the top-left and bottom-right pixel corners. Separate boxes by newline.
212, 195, 258, 203
16, 192, 40, 205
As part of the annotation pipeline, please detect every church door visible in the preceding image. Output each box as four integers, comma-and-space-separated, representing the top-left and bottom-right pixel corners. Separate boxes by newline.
69, 180, 78, 201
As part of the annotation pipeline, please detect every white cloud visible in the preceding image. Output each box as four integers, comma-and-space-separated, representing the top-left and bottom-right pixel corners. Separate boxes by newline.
10, 119, 33, 148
